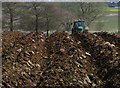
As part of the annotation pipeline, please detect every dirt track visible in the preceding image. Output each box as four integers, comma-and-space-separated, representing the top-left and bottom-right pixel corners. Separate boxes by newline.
2, 31, 120, 88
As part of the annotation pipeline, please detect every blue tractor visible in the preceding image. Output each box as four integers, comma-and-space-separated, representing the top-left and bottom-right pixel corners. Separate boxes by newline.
72, 20, 88, 34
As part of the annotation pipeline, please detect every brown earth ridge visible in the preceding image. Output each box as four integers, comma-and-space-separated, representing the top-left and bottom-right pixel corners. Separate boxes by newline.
2, 31, 120, 88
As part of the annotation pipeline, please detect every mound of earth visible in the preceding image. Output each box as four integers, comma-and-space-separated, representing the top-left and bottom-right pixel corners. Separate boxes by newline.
72, 32, 119, 88
2, 32, 47, 87
2, 31, 120, 88
36, 32, 100, 87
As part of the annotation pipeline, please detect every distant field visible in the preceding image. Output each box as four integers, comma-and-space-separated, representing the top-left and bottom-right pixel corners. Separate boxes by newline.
108, 8, 120, 11
89, 7, 118, 32
107, 7, 119, 14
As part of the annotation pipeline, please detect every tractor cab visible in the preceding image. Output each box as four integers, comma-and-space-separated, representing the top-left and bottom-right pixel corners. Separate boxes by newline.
72, 20, 88, 34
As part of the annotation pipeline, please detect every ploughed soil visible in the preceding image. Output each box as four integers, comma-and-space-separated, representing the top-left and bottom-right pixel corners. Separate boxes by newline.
2, 31, 120, 88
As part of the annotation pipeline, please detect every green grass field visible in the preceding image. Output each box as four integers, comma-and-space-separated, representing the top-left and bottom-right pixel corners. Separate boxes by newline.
89, 7, 119, 32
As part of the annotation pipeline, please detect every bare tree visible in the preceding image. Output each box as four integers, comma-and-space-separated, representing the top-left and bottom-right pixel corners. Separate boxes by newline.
2, 2, 25, 31
2, 2, 16, 31
18, 2, 42, 32
18, 2, 62, 33
57, 2, 77, 31
72, 2, 107, 26
30, 2, 42, 32
59, 2, 106, 27
59, 9, 77, 31
40, 2, 62, 35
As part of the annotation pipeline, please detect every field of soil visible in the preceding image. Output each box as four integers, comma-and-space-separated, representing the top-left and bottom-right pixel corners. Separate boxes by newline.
2, 31, 120, 88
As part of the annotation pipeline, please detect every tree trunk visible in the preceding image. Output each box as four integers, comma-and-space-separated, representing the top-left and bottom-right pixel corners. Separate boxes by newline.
46, 16, 49, 36
65, 22, 72, 31
9, 9, 13, 31
118, 29, 120, 33
35, 15, 38, 33
47, 30, 49, 36
33, 4, 38, 33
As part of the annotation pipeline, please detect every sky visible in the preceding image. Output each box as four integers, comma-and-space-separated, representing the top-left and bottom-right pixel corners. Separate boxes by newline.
105, 0, 119, 2
0, 0, 119, 2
